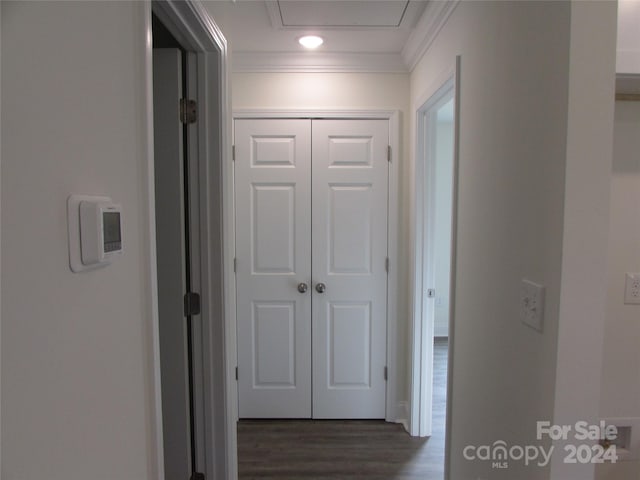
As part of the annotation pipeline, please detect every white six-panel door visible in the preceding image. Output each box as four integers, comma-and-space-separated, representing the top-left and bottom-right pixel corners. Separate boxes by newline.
235, 119, 312, 418
235, 117, 388, 419
311, 119, 389, 418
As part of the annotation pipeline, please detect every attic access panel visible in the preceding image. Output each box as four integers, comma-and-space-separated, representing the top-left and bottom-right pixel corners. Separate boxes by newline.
276, 0, 410, 27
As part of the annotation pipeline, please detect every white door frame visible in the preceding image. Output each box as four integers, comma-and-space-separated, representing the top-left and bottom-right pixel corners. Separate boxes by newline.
229, 109, 402, 425
409, 57, 460, 478
142, 1, 234, 478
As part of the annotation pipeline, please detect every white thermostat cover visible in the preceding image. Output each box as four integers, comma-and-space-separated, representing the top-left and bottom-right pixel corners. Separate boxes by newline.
67, 194, 121, 273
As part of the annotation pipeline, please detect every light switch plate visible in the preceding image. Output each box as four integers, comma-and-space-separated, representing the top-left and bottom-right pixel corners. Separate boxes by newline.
624, 273, 640, 305
521, 279, 545, 332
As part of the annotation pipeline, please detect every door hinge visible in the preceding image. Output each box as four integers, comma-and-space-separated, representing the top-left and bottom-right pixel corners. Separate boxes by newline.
232, 145, 236, 161
184, 292, 201, 317
235, 366, 238, 381
180, 98, 197, 124
387, 145, 392, 162
385, 257, 389, 273
384, 366, 388, 381
190, 473, 205, 480
233, 257, 237, 273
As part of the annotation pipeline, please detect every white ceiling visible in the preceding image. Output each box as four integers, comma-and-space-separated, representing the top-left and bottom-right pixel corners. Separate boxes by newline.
203, 0, 457, 72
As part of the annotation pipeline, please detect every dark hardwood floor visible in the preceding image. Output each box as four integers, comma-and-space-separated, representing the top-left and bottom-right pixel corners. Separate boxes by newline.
238, 339, 449, 480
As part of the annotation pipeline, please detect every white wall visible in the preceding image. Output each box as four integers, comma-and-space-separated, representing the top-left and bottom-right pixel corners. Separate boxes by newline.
230, 71, 412, 415
617, 0, 640, 75
550, 3, 617, 479
1, 2, 158, 479
411, 2, 572, 478
595, 100, 640, 480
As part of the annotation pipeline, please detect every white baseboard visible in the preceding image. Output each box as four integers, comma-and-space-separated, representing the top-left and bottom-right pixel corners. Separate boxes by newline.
395, 401, 410, 432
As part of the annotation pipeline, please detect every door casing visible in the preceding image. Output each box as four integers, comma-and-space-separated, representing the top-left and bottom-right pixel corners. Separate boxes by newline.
143, 2, 233, 479
229, 110, 401, 425
410, 56, 461, 480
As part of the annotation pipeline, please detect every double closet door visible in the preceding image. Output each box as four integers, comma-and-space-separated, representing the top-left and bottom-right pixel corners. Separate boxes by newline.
235, 118, 389, 419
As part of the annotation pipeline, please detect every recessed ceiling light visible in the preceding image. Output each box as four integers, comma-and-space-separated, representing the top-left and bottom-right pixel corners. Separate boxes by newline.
298, 35, 324, 49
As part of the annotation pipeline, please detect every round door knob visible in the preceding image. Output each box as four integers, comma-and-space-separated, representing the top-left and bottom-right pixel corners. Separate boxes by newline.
297, 282, 308, 294
315, 283, 326, 294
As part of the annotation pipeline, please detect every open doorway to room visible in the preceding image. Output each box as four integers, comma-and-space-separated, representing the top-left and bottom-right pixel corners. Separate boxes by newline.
410, 59, 460, 479
147, 2, 232, 479
152, 13, 199, 480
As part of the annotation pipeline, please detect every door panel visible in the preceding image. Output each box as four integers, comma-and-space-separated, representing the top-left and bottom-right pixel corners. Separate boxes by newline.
312, 119, 389, 419
253, 302, 296, 387
153, 48, 192, 480
252, 184, 296, 273
329, 302, 372, 387
235, 119, 312, 418
328, 185, 373, 274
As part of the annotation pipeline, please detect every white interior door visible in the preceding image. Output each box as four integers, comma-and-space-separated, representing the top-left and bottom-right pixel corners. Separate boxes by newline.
153, 48, 192, 479
235, 119, 312, 418
235, 117, 389, 419
311, 119, 389, 418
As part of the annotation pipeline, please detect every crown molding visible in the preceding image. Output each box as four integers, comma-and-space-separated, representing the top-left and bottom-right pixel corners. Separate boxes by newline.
230, 0, 459, 73
231, 51, 408, 73
401, 0, 459, 72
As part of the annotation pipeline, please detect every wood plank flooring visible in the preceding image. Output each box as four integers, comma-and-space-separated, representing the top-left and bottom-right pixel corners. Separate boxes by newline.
237, 339, 449, 479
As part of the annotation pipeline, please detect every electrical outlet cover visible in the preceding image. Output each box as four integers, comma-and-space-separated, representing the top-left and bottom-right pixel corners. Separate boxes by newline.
521, 279, 545, 332
624, 273, 640, 305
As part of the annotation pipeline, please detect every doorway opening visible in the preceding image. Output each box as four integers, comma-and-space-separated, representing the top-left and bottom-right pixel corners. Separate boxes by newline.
410, 58, 460, 479
152, 12, 202, 480
231, 110, 404, 479
147, 2, 232, 479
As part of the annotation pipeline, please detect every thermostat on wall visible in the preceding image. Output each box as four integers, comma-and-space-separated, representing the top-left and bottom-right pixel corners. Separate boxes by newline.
68, 194, 123, 273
